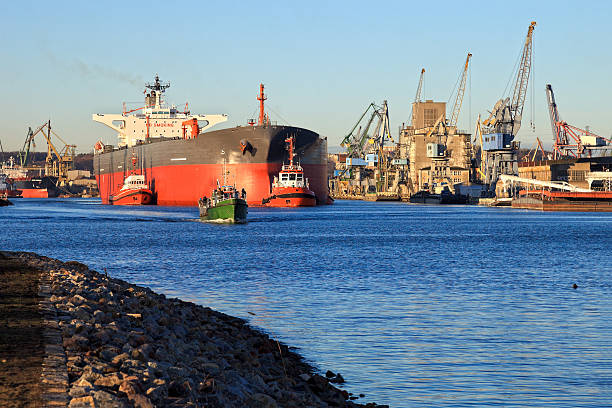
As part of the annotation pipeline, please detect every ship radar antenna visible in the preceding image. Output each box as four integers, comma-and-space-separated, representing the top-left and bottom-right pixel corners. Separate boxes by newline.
145, 75, 170, 93
144, 74, 170, 109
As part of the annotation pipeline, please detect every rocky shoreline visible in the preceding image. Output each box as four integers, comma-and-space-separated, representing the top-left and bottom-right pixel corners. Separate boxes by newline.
2, 252, 386, 407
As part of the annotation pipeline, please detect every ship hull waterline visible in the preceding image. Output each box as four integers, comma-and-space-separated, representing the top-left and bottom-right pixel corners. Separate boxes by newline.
109, 189, 154, 205
263, 189, 317, 207
94, 126, 328, 207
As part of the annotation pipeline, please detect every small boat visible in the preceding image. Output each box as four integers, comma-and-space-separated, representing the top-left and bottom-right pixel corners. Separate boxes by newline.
109, 153, 154, 205
262, 135, 317, 207
198, 154, 248, 223
0, 196, 13, 206
198, 185, 248, 223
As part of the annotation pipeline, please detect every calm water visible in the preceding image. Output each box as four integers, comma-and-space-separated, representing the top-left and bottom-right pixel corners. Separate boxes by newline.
1, 198, 611, 407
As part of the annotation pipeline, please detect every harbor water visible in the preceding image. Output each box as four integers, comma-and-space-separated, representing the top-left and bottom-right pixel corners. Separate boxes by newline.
1, 199, 611, 407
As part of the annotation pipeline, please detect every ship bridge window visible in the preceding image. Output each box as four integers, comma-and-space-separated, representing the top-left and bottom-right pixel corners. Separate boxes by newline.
281, 174, 289, 181
289, 174, 296, 181
296, 174, 303, 180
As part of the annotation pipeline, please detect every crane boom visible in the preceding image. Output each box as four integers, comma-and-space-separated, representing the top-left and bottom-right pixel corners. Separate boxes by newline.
342, 103, 380, 157
482, 21, 536, 138
341, 103, 376, 147
449, 53, 472, 128
414, 68, 425, 103
510, 21, 536, 126
546, 84, 565, 159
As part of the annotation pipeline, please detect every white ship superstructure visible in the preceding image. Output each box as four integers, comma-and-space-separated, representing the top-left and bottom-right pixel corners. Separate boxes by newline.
93, 75, 228, 148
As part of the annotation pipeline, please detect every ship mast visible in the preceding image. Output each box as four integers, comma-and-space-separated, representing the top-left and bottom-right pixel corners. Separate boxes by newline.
257, 83, 267, 126
221, 150, 227, 186
285, 136, 295, 167
131, 152, 137, 175
145, 75, 170, 108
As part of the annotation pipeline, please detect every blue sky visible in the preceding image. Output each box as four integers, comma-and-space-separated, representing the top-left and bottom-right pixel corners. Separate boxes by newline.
1, 0, 611, 153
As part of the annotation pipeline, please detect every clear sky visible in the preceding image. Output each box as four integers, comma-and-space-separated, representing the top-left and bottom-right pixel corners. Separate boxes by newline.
1, 0, 611, 153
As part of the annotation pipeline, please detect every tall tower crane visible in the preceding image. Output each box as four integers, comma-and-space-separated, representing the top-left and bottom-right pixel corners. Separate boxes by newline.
448, 53, 472, 128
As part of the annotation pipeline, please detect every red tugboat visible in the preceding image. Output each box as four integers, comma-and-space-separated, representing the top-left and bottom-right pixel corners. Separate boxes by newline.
109, 154, 154, 205
262, 135, 317, 207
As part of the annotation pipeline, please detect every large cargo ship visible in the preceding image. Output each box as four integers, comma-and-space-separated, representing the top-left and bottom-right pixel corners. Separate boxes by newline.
1, 157, 59, 198
93, 77, 328, 206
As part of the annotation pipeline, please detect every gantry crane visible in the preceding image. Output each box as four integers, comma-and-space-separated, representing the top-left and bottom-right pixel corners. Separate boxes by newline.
546, 84, 611, 159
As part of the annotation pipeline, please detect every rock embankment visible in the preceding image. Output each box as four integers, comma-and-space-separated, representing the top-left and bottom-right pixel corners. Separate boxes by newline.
6, 252, 386, 408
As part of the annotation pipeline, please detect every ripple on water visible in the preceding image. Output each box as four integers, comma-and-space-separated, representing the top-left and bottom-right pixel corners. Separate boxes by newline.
1, 199, 611, 407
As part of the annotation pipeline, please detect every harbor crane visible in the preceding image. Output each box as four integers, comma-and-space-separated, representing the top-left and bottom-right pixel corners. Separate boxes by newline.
480, 21, 536, 189
483, 22, 536, 138
408, 68, 426, 125
546, 84, 611, 159
19, 121, 76, 182
448, 53, 472, 128
522, 137, 546, 162
424, 53, 472, 151
415, 68, 425, 103
341, 102, 393, 158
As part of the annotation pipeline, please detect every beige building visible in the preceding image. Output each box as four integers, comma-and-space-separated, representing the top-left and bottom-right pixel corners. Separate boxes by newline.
399, 101, 473, 193
418, 164, 470, 192
411, 100, 446, 128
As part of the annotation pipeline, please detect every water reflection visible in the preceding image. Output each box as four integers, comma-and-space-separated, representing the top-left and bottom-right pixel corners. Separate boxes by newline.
1, 199, 611, 407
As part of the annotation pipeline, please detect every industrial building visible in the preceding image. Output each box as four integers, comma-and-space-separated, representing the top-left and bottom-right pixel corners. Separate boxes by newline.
398, 100, 473, 195
517, 157, 612, 191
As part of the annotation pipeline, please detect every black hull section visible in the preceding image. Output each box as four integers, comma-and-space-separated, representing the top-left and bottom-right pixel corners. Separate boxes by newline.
13, 176, 59, 198
94, 125, 328, 206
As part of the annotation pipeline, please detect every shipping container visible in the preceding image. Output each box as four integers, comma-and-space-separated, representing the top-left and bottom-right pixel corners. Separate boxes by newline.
346, 158, 367, 166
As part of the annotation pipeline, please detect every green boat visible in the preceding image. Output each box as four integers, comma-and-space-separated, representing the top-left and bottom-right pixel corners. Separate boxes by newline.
198, 185, 248, 223
198, 153, 248, 223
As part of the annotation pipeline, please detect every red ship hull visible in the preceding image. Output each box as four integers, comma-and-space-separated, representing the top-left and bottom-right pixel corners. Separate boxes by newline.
96, 162, 326, 207
20, 188, 49, 198
109, 189, 154, 205
264, 187, 317, 207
